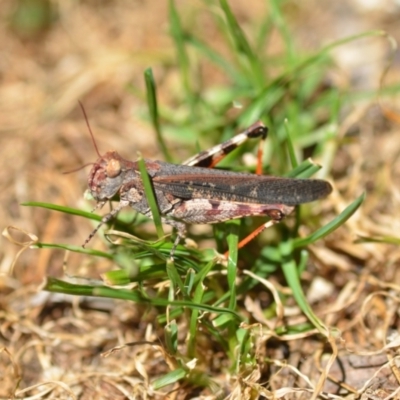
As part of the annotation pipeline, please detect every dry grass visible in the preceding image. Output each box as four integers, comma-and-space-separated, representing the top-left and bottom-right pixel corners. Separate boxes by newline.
1, 1, 400, 399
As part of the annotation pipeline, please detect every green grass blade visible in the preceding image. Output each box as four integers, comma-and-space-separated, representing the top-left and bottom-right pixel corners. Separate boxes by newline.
219, 0, 263, 85
283, 119, 299, 169
220, 0, 265, 86
45, 277, 241, 317
255, 12, 273, 53
44, 277, 148, 302
21, 202, 101, 221
236, 327, 251, 371
169, 0, 192, 99
103, 266, 145, 286
152, 368, 187, 390
239, 85, 286, 126
186, 35, 243, 82
137, 153, 165, 239
164, 320, 178, 355
212, 219, 240, 329
293, 192, 365, 248
23, 201, 136, 242
33, 242, 113, 259
226, 219, 240, 310
166, 257, 187, 298
280, 241, 328, 335
281, 30, 386, 88
144, 67, 172, 162
187, 271, 209, 356
285, 159, 322, 178
269, 0, 295, 63
219, 0, 254, 58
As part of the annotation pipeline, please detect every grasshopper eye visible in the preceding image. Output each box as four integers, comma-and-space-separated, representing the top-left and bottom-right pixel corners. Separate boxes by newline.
106, 159, 122, 178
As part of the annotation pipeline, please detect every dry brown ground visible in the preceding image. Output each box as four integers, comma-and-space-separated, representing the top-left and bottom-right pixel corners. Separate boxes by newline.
1, 1, 400, 399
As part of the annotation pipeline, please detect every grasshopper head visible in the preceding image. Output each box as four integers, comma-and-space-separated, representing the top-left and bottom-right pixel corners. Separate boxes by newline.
88, 151, 128, 201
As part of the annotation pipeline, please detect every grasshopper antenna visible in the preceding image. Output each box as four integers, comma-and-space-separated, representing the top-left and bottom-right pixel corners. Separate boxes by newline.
78, 101, 102, 158
62, 162, 94, 174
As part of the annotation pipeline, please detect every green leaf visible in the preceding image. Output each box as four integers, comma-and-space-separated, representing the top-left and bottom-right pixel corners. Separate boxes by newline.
165, 320, 178, 355
152, 367, 187, 390
21, 202, 101, 221
226, 219, 240, 311
283, 119, 298, 169
219, 0, 254, 58
32, 242, 113, 259
137, 154, 165, 239
144, 67, 172, 162
286, 159, 322, 178
280, 241, 328, 335
293, 192, 365, 248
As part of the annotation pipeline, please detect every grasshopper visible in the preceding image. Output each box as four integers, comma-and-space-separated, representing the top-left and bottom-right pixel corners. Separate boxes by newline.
83, 119, 332, 257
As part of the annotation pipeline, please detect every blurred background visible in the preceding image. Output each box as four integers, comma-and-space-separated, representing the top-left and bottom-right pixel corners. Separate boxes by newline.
1, 0, 400, 398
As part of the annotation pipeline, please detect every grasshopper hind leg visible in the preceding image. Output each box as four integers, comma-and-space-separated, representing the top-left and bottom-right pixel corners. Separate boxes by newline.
183, 121, 267, 170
